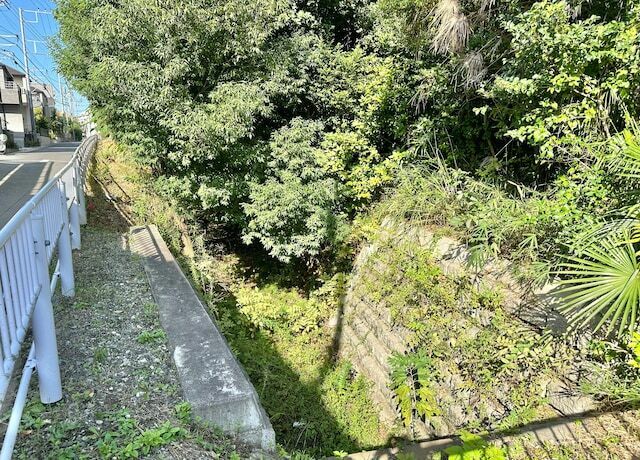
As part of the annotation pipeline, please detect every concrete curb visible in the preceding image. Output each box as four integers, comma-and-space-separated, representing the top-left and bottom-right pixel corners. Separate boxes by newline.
129, 225, 276, 451
329, 409, 633, 459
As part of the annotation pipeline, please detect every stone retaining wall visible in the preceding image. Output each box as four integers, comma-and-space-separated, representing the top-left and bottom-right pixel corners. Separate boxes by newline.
338, 223, 592, 437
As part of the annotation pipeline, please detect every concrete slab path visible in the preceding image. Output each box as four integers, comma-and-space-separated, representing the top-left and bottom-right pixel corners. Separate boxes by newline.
130, 225, 276, 451
0, 142, 79, 228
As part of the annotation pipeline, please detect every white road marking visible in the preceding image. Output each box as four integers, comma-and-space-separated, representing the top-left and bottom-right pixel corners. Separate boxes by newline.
0, 164, 24, 187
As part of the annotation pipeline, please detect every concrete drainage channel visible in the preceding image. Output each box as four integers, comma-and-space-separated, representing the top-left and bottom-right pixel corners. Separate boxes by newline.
129, 225, 276, 451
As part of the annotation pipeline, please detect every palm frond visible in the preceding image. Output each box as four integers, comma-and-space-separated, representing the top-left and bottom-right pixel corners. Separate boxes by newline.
611, 130, 640, 179
557, 237, 640, 338
460, 51, 486, 88
569, 212, 640, 253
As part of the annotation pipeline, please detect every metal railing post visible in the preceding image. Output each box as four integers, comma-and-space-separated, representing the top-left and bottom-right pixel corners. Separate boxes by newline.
69, 202, 81, 250
75, 162, 87, 226
0, 344, 35, 460
30, 214, 62, 404
57, 183, 75, 297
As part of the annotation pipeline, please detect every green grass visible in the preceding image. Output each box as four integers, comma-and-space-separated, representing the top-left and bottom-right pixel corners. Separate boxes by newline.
212, 277, 385, 457
93, 346, 108, 364
137, 329, 166, 344
15, 399, 233, 460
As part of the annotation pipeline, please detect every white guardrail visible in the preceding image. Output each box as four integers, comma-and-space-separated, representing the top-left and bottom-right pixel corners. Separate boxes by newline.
0, 135, 97, 458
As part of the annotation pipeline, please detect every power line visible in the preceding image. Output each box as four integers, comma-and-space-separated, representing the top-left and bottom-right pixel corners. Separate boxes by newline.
38, 7, 56, 38
3, 4, 51, 46
3, 8, 53, 70
1, 2, 82, 117
2, 49, 69, 124
2, 6, 53, 63
2, 4, 21, 28
0, 22, 16, 36
0, 4, 17, 35
1, 5, 56, 85
2, 48, 50, 84
1, 5, 56, 133
18, 6, 73, 114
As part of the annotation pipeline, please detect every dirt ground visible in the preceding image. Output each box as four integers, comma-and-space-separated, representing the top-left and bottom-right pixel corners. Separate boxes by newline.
7, 176, 251, 459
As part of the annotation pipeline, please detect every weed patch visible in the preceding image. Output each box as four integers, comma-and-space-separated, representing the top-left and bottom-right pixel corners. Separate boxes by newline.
137, 329, 166, 345
213, 275, 385, 456
356, 236, 575, 433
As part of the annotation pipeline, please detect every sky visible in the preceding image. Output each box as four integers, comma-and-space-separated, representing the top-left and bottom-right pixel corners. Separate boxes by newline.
0, 0, 89, 116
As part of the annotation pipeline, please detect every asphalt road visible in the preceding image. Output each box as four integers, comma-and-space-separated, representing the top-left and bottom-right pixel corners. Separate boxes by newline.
0, 142, 80, 229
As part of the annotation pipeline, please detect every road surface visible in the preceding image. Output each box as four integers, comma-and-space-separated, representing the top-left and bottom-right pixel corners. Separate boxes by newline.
0, 142, 80, 228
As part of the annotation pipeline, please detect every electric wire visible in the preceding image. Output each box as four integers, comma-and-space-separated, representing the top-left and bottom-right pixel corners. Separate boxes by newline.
1, 1, 80, 115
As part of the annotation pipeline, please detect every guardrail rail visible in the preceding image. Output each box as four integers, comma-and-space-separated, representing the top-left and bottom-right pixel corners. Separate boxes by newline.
0, 135, 98, 458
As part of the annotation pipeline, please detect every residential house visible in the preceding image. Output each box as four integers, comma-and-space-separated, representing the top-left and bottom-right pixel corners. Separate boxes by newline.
0, 63, 30, 147
0, 64, 56, 147
31, 82, 56, 119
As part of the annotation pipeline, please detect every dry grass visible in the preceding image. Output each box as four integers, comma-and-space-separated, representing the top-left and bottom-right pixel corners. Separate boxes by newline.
430, 0, 470, 54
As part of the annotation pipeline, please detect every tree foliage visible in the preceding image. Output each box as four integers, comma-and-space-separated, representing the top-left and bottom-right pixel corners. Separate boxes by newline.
54, 0, 640, 273
243, 119, 348, 261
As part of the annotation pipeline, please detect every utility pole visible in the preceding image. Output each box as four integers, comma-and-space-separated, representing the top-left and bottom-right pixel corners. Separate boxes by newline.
18, 8, 36, 137
69, 90, 76, 117
68, 90, 76, 140
0, 81, 5, 133
0, 49, 13, 133
16, 8, 53, 140
57, 72, 67, 139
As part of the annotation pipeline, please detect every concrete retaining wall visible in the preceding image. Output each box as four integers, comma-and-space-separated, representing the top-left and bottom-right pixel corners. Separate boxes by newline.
38, 136, 52, 147
130, 225, 276, 450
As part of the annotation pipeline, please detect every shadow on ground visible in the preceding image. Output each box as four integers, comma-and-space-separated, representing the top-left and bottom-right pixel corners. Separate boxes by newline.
0, 161, 55, 227
212, 290, 366, 456
342, 406, 640, 460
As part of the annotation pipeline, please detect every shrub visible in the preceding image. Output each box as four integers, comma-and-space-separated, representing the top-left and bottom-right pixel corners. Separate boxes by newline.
234, 284, 328, 334
243, 119, 349, 262
582, 333, 640, 405
364, 161, 595, 281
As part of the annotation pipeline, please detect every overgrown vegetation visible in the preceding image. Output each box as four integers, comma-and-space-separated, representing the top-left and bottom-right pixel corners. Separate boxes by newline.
356, 235, 575, 434
581, 332, 640, 405
55, 0, 639, 260
34, 107, 82, 140
14, 391, 244, 459
92, 140, 385, 457
439, 432, 507, 460
53, 0, 640, 454
389, 350, 440, 437
214, 286, 384, 456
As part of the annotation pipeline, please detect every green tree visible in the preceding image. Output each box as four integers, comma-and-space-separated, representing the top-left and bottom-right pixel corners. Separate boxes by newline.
54, 0, 640, 269
243, 119, 348, 262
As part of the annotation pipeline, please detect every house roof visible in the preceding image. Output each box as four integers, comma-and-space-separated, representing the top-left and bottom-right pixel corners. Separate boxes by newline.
1, 63, 26, 78
31, 82, 55, 99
